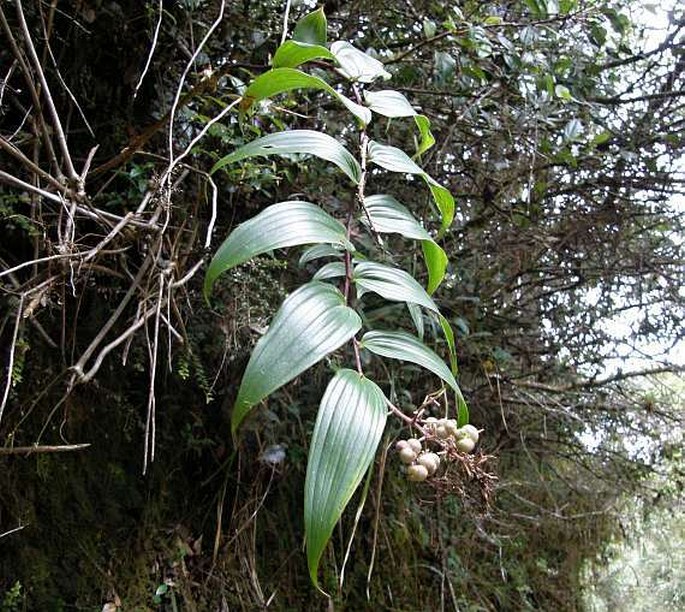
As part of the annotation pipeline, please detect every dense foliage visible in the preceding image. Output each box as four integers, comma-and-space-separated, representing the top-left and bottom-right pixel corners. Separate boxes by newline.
1, 0, 683, 609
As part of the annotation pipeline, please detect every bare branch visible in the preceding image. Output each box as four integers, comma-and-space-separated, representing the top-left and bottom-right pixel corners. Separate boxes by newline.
511, 366, 684, 394
0, 294, 24, 426
15, 0, 79, 181
167, 0, 227, 169
0, 443, 90, 456
0, 524, 26, 539
133, 0, 164, 100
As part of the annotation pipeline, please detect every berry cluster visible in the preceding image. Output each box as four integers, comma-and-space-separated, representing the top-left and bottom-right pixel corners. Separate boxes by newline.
395, 420, 481, 483
396, 438, 441, 482
424, 418, 480, 453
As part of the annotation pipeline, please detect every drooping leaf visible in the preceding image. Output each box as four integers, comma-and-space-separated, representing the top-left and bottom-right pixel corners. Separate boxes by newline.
421, 239, 448, 294
362, 91, 435, 156
204, 201, 352, 297
438, 313, 457, 375
456, 392, 469, 427
362, 194, 431, 241
362, 194, 447, 293
232, 282, 361, 434
363, 89, 416, 118
353, 261, 439, 313
272, 40, 334, 68
407, 302, 425, 339
426, 181, 455, 233
313, 261, 346, 280
305, 369, 387, 588
299, 244, 344, 265
293, 7, 327, 46
368, 140, 424, 174
367, 141, 455, 233
360, 330, 458, 392
331, 41, 391, 83
242, 68, 371, 124
211, 130, 362, 184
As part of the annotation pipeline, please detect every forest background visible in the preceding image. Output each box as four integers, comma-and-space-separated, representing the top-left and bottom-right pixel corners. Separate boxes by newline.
0, 0, 684, 610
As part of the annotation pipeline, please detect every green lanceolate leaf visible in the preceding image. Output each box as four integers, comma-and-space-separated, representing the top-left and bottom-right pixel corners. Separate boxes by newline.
232, 282, 361, 434
272, 40, 335, 68
305, 369, 387, 588
421, 237, 448, 294
362, 194, 448, 293
204, 201, 352, 297
456, 392, 469, 427
436, 314, 469, 423
243, 68, 371, 125
427, 182, 455, 234
293, 7, 327, 46
212, 130, 362, 184
360, 330, 458, 393
367, 140, 454, 233
353, 261, 439, 313
438, 314, 458, 376
414, 115, 436, 156
331, 41, 391, 83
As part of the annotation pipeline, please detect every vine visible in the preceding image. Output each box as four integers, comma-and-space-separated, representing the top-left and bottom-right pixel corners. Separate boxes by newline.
205, 7, 486, 589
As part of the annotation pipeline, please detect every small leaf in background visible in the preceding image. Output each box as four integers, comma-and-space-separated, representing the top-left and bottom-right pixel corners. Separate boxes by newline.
272, 41, 334, 68
414, 115, 436, 156
423, 18, 437, 38
484, 15, 503, 26
242, 68, 371, 125
292, 7, 327, 46
360, 329, 459, 393
434, 51, 456, 84
554, 84, 572, 101
524, 0, 549, 19
204, 201, 352, 297
305, 369, 387, 588
589, 22, 607, 47
231, 282, 361, 434
211, 130, 362, 184
331, 41, 391, 83
590, 130, 612, 147
353, 261, 439, 314
563, 118, 583, 142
